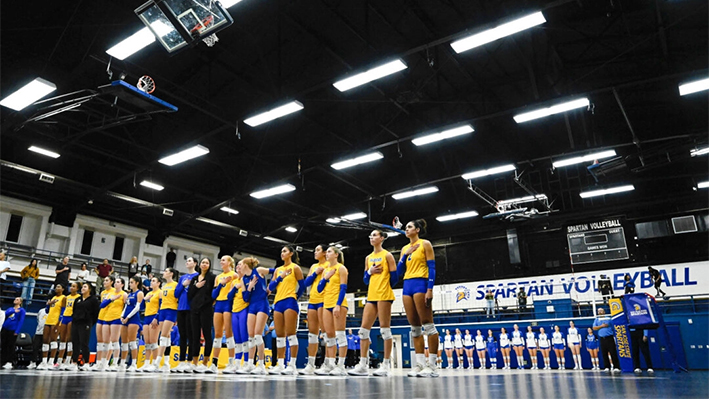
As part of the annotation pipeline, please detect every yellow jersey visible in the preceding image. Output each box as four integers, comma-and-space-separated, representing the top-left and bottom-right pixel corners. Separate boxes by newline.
323, 263, 348, 309
273, 264, 300, 303
402, 239, 428, 280
63, 293, 81, 317
46, 295, 66, 325
104, 290, 125, 321
98, 288, 115, 321
308, 262, 327, 304
366, 250, 395, 301
145, 290, 160, 316
231, 277, 249, 313
215, 270, 237, 301
160, 281, 178, 310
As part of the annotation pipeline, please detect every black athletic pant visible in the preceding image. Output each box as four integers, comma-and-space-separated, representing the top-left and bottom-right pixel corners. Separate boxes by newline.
71, 322, 92, 364
32, 334, 43, 363
190, 308, 213, 359
599, 335, 620, 369
177, 310, 192, 361
1, 328, 18, 365
630, 329, 653, 369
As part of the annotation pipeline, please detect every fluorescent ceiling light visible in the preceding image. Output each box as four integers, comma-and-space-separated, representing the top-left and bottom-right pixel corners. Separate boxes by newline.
412, 125, 474, 146
342, 212, 367, 220
326, 218, 341, 224
697, 181, 709, 189
461, 164, 515, 180
220, 206, 239, 215
579, 185, 635, 198
514, 98, 589, 123
159, 145, 210, 166
285, 226, 298, 233
331, 152, 384, 170
392, 186, 439, 200
243, 101, 304, 127
250, 183, 296, 199
108, 193, 153, 207
436, 211, 479, 222
690, 146, 709, 157
140, 180, 164, 191
333, 60, 407, 92
1, 78, 57, 111
106, 27, 155, 61
28, 146, 60, 159
497, 194, 547, 206
6, 164, 38, 174
451, 12, 546, 54
679, 77, 709, 96
221, 0, 243, 7
264, 236, 289, 244
196, 217, 233, 228
553, 150, 617, 168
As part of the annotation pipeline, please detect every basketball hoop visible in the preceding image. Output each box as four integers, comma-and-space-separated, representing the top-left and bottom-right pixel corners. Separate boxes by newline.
190, 15, 214, 35
202, 33, 219, 47
136, 75, 156, 94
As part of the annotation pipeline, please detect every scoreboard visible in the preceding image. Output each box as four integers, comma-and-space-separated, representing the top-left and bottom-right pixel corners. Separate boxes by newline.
566, 219, 630, 265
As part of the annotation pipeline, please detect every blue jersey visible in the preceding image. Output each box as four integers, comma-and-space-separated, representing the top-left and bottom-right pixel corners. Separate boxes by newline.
585, 333, 599, 350
243, 271, 268, 303
486, 336, 498, 354
122, 291, 142, 322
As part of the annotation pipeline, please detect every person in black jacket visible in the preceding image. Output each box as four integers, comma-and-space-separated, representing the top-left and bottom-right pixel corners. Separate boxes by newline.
187, 257, 215, 372
71, 282, 99, 371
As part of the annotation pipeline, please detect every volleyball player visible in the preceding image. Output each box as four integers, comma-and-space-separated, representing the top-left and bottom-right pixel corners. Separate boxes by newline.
443, 329, 454, 369
228, 260, 249, 374
36, 284, 65, 370
537, 327, 551, 370
57, 282, 80, 370
173, 257, 198, 373
349, 230, 397, 377
138, 276, 161, 372
269, 246, 304, 375
585, 327, 599, 370
511, 324, 525, 370
525, 326, 538, 369
120, 276, 144, 372
300, 244, 327, 375
211, 256, 237, 373
315, 246, 349, 376
154, 268, 179, 372
499, 327, 511, 369
242, 257, 270, 375
454, 328, 464, 369
486, 329, 498, 370
463, 329, 474, 370
188, 258, 215, 373
398, 219, 439, 377
91, 277, 115, 371
567, 320, 582, 370
552, 325, 566, 369
100, 276, 126, 371
474, 330, 486, 369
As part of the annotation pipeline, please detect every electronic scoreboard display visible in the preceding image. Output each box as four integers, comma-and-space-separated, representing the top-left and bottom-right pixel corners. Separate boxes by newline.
566, 219, 629, 265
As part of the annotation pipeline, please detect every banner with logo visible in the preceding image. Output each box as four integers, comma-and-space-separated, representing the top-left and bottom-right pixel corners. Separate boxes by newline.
622, 293, 659, 329
609, 298, 634, 372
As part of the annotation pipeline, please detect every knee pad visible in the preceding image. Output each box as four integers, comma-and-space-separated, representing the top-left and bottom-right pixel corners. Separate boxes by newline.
276, 337, 286, 348
160, 337, 171, 347
336, 331, 347, 347
287, 335, 298, 346
212, 338, 221, 350
59, 342, 66, 351
50, 342, 58, 350
148, 343, 158, 351
234, 343, 243, 353
326, 337, 337, 348
358, 328, 371, 341
226, 337, 236, 349
96, 343, 106, 352
381, 328, 393, 341
42, 344, 49, 352
423, 323, 437, 336
66, 342, 73, 352
308, 333, 319, 344
121, 343, 129, 352
253, 335, 264, 346
111, 342, 120, 351
411, 326, 423, 338
247, 337, 256, 349
129, 341, 138, 350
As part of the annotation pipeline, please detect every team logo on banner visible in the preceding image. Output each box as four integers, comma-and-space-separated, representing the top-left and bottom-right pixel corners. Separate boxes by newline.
609, 298, 623, 316
456, 286, 470, 302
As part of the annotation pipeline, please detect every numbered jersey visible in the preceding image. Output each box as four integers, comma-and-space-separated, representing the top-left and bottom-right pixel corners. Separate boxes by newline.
366, 250, 394, 301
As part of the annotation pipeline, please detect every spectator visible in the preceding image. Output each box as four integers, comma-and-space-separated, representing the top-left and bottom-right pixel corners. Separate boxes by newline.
0, 252, 11, 304
346, 329, 357, 368
166, 249, 177, 269
128, 256, 139, 277
592, 308, 620, 373
141, 259, 152, 276
517, 287, 527, 313
76, 263, 90, 283
142, 272, 151, 295
54, 257, 71, 291
95, 259, 113, 280
21, 259, 40, 306
485, 289, 495, 318
1, 297, 26, 369
598, 275, 613, 304
630, 327, 654, 375
71, 282, 99, 370
648, 266, 666, 297
624, 274, 635, 294
27, 306, 48, 369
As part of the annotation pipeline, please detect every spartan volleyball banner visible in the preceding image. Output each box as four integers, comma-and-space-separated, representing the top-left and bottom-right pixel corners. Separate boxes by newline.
389, 261, 708, 313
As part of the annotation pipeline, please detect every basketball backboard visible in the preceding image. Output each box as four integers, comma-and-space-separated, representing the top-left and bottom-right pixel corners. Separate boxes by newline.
135, 0, 233, 53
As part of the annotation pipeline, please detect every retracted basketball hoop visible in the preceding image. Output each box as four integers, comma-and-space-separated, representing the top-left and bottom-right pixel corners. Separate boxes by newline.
136, 76, 156, 94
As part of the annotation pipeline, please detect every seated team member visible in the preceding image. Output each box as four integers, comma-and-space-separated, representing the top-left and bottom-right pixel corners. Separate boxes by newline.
315, 246, 349, 376
138, 276, 162, 372
474, 330, 486, 370
99, 276, 127, 372
585, 327, 599, 370
349, 230, 397, 377
537, 327, 551, 370
567, 321, 582, 370
525, 326, 538, 370
90, 277, 115, 371
499, 327, 511, 369
486, 329, 498, 370
153, 268, 180, 372
300, 245, 327, 375
56, 282, 81, 370
120, 276, 144, 372
268, 246, 304, 375
37, 284, 66, 370
211, 256, 238, 374
463, 329, 474, 370
511, 324, 525, 370
1, 297, 26, 370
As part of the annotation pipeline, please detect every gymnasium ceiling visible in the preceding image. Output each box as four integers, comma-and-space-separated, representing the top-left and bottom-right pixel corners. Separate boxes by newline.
1, 0, 707, 258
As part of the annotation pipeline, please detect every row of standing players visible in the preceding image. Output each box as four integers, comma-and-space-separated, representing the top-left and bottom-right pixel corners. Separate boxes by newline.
31, 219, 442, 377
439, 322, 605, 371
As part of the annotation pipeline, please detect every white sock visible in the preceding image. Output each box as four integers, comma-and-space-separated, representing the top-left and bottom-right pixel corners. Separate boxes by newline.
308, 356, 315, 366
338, 357, 346, 367
429, 354, 437, 367
155, 356, 162, 366
416, 354, 426, 367
131, 359, 137, 367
